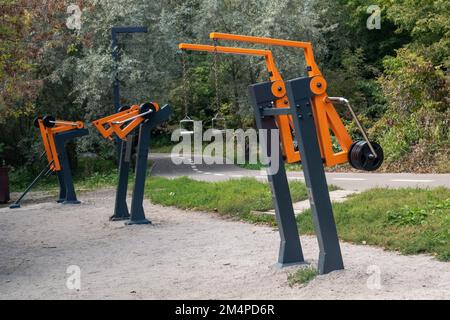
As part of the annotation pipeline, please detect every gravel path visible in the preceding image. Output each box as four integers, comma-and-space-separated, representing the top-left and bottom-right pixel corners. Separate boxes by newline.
0, 190, 448, 299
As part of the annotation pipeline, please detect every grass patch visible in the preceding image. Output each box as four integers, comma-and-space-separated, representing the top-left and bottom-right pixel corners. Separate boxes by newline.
287, 267, 318, 287
297, 188, 450, 261
145, 176, 315, 225
146, 176, 339, 225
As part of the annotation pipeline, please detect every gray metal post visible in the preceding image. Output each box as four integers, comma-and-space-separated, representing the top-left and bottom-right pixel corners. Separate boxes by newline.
53, 128, 89, 204
127, 121, 151, 225
248, 82, 305, 266
110, 136, 133, 221
56, 171, 66, 203
126, 104, 172, 225
285, 76, 344, 274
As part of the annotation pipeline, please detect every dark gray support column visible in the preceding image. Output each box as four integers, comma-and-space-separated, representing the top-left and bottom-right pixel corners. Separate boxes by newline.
56, 171, 66, 203
248, 83, 304, 266
54, 128, 89, 204
110, 136, 133, 221
126, 104, 172, 225
126, 121, 151, 225
285, 77, 344, 274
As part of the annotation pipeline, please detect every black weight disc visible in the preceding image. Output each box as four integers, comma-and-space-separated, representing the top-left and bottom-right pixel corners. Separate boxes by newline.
118, 105, 130, 112
348, 140, 384, 171
140, 102, 157, 120
42, 115, 56, 128
33, 116, 43, 128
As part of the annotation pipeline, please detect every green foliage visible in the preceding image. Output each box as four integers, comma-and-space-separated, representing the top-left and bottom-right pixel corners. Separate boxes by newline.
297, 188, 450, 261
387, 207, 429, 227
373, 47, 449, 170
287, 267, 318, 287
2, 0, 449, 173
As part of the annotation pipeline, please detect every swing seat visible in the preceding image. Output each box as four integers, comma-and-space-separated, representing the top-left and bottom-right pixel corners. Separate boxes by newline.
211, 113, 226, 134
180, 116, 195, 135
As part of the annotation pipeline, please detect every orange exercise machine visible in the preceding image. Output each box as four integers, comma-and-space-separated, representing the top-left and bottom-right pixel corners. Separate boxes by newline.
180, 33, 383, 169
93, 103, 171, 224
179, 33, 384, 274
10, 116, 89, 208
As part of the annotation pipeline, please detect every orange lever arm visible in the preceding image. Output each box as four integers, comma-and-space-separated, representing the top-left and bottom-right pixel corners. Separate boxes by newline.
179, 44, 283, 81
37, 119, 85, 171
179, 43, 299, 162
92, 105, 140, 139
209, 32, 321, 77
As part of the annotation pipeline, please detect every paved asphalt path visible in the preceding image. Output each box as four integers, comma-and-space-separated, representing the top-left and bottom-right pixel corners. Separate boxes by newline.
149, 153, 450, 191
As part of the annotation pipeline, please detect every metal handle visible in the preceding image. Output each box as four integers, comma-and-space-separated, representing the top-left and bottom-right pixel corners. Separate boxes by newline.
112, 109, 153, 125
50, 120, 79, 127
326, 97, 378, 158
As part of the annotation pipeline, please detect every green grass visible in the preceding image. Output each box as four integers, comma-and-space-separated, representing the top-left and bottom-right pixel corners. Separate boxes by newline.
287, 267, 318, 287
146, 176, 316, 225
297, 188, 450, 261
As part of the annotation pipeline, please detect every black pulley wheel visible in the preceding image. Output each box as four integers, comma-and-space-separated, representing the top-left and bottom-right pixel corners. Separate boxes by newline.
140, 102, 158, 120
33, 116, 43, 128
118, 105, 130, 112
348, 140, 384, 171
42, 115, 56, 128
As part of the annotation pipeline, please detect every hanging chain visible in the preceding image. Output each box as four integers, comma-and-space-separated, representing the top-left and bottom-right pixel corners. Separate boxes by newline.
213, 39, 221, 112
181, 50, 189, 117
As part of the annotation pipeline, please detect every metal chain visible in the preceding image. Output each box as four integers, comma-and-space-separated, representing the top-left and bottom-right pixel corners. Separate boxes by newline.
181, 50, 189, 117
213, 39, 221, 111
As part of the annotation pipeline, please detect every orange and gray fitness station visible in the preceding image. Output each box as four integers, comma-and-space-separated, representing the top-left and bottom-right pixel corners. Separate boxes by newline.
10, 116, 88, 209
179, 32, 384, 274
93, 102, 171, 224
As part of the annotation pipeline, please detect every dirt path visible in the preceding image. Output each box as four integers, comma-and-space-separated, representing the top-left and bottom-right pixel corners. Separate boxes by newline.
0, 189, 448, 299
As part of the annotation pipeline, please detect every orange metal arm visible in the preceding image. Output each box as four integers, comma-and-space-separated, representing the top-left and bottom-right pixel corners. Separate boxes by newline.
209, 32, 321, 77
179, 43, 299, 163
37, 119, 85, 171
179, 44, 283, 81
92, 103, 160, 141
92, 105, 140, 139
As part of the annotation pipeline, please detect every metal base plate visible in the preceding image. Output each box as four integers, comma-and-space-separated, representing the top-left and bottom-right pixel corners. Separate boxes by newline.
110, 216, 131, 221
274, 260, 310, 269
62, 200, 81, 205
125, 219, 151, 225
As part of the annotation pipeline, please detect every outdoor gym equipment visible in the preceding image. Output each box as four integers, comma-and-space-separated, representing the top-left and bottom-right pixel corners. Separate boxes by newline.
92, 102, 172, 224
10, 116, 88, 209
179, 33, 384, 274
